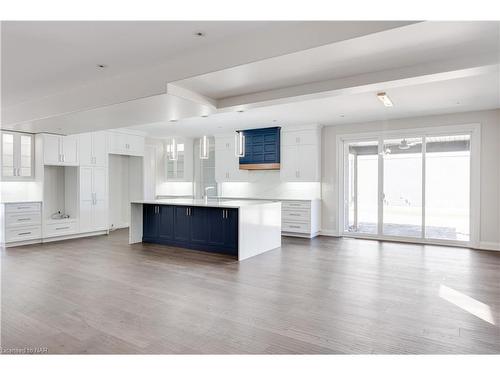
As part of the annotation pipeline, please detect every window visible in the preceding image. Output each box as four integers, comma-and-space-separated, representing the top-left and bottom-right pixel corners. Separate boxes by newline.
341, 127, 477, 245
1, 131, 34, 180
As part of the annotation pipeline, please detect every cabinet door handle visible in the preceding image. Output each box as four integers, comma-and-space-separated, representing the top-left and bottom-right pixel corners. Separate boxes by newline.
186, 207, 189, 216
17, 218, 31, 221
18, 232, 32, 236
56, 226, 70, 230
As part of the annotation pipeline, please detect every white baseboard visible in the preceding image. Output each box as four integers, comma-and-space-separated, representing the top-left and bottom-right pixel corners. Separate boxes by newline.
478, 241, 500, 251
42, 230, 108, 243
319, 229, 340, 237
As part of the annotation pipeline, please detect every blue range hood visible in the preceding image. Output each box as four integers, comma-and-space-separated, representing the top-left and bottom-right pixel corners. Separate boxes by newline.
238, 127, 281, 170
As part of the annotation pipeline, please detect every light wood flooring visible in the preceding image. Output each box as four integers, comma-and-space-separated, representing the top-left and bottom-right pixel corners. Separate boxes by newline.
1, 229, 499, 354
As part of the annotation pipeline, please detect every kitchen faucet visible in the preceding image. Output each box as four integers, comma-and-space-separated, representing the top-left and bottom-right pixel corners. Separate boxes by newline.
203, 186, 215, 203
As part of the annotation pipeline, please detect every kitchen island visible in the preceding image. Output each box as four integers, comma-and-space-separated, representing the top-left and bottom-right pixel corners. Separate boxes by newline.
129, 199, 281, 261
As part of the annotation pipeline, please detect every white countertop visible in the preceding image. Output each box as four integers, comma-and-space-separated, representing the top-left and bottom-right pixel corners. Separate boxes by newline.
0, 200, 42, 204
132, 198, 280, 209
217, 196, 319, 202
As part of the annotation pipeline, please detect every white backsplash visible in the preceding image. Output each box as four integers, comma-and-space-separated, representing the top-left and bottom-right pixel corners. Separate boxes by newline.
219, 171, 320, 200
157, 182, 194, 197
0, 181, 42, 202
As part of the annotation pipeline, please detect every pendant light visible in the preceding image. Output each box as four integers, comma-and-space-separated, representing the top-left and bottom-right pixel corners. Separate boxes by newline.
235, 131, 245, 158
168, 138, 178, 161
200, 135, 209, 159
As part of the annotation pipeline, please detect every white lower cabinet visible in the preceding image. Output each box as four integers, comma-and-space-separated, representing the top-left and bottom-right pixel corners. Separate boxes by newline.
44, 220, 78, 238
79, 166, 108, 233
1, 202, 42, 246
280, 199, 321, 238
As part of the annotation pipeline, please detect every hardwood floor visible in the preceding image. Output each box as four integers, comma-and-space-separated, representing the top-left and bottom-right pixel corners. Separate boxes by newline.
1, 229, 499, 354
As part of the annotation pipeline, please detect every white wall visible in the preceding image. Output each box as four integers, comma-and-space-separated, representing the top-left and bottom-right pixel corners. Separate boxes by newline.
321, 109, 500, 248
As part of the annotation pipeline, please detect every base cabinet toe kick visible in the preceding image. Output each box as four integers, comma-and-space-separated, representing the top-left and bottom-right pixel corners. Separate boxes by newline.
129, 200, 282, 261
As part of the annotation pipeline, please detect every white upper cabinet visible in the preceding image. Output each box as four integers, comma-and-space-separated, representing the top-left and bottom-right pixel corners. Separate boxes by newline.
280, 127, 321, 182
164, 137, 193, 181
215, 135, 248, 182
108, 131, 144, 156
42, 134, 79, 166
79, 131, 107, 167
1, 131, 34, 180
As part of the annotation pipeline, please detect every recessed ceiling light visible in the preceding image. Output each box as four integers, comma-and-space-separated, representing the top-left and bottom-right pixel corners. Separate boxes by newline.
377, 92, 393, 107
194, 31, 205, 37
97, 64, 107, 69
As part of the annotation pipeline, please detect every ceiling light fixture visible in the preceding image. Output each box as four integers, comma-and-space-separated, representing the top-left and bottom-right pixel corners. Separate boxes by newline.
377, 92, 393, 107
235, 131, 245, 158
200, 135, 209, 160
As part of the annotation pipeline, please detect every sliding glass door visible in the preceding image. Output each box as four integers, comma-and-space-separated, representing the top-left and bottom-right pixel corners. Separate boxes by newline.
342, 130, 474, 244
345, 140, 379, 234
382, 137, 423, 238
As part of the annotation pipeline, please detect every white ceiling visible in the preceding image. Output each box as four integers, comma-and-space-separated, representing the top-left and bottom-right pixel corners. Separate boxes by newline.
1, 21, 498, 137
128, 71, 500, 138
174, 22, 499, 100
1, 21, 277, 107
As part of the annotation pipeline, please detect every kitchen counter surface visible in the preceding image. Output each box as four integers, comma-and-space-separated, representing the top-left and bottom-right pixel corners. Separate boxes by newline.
132, 198, 278, 209
0, 200, 42, 204
216, 196, 319, 202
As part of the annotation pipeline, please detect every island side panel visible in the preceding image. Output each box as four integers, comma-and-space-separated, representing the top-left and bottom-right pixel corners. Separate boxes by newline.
238, 202, 281, 261
129, 202, 143, 244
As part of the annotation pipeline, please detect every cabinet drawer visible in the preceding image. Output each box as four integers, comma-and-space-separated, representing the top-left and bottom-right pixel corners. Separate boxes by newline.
5, 211, 41, 228
282, 201, 311, 210
44, 221, 77, 238
5, 225, 42, 243
282, 221, 310, 233
282, 209, 311, 222
5, 202, 41, 213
